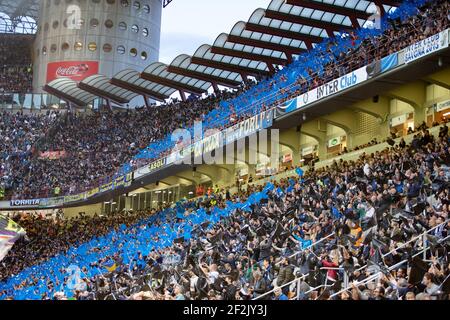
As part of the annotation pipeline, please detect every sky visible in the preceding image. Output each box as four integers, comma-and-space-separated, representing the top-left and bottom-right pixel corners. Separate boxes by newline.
159, 0, 272, 64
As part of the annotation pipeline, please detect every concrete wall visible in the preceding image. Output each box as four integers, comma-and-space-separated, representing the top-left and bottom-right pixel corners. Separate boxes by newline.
33, 0, 162, 91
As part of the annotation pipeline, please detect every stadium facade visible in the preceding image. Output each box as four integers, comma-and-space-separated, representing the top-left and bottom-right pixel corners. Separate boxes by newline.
32, 0, 162, 93
0, 0, 162, 106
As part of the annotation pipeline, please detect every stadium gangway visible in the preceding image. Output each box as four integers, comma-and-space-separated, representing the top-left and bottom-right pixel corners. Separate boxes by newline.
253, 220, 448, 300
329, 233, 450, 299
252, 233, 335, 300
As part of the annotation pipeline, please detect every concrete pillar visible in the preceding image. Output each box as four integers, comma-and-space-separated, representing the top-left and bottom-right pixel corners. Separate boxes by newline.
320, 109, 358, 149
387, 81, 428, 126
33, 0, 162, 91
279, 127, 301, 166
301, 120, 327, 160
424, 68, 450, 90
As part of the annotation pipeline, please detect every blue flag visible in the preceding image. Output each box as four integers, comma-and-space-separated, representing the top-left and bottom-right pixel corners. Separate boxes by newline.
296, 167, 304, 177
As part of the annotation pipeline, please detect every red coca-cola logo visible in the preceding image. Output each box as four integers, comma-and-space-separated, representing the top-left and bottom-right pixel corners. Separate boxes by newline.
47, 61, 99, 83
56, 64, 89, 77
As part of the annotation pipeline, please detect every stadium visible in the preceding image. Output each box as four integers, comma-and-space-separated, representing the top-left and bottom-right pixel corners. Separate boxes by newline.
0, 0, 449, 303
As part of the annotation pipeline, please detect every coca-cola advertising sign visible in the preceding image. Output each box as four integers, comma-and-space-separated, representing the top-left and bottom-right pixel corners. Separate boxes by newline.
46, 61, 99, 83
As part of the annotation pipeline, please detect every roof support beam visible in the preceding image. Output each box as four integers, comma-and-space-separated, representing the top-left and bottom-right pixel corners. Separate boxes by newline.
110, 78, 167, 102
11, 0, 31, 18
78, 83, 128, 104
245, 22, 324, 46
285, 0, 371, 23
140, 72, 206, 95
167, 65, 241, 88
264, 10, 354, 34
191, 57, 270, 77
211, 46, 288, 66
375, 0, 402, 7
227, 35, 306, 56
179, 90, 187, 102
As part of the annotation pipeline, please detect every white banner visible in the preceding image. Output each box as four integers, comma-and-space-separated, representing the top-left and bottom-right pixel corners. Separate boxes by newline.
296, 66, 368, 110
301, 146, 315, 156
405, 29, 449, 64
391, 114, 407, 127
225, 109, 274, 144
436, 99, 450, 112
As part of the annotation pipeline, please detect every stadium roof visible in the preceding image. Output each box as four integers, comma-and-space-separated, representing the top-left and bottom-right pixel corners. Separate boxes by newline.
44, 78, 97, 107
79, 75, 139, 104
0, 0, 40, 20
0, 0, 39, 33
45, 0, 404, 105
112, 69, 176, 102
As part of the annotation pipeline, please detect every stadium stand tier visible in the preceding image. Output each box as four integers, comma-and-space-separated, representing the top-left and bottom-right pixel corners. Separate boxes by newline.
0, 0, 450, 301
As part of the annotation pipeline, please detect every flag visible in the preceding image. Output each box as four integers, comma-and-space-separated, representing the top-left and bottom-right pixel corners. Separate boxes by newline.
276, 187, 284, 197
0, 215, 26, 262
331, 207, 342, 220
104, 262, 117, 273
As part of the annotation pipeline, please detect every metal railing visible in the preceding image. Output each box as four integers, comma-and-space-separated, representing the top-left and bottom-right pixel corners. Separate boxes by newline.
253, 233, 335, 300
330, 233, 450, 299
253, 220, 449, 300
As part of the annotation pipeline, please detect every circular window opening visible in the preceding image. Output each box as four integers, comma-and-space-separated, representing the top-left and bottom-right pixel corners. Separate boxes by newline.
118, 22, 127, 31
103, 43, 112, 53
130, 48, 137, 57
142, 27, 148, 37
50, 44, 57, 53
105, 19, 114, 28
42, 46, 47, 55
131, 24, 139, 33
52, 20, 59, 29
106, 0, 115, 4
90, 18, 99, 28
133, 1, 140, 10
88, 42, 97, 51
74, 42, 83, 51
62, 42, 70, 51
141, 51, 147, 60
121, 0, 129, 7
117, 45, 125, 54
143, 4, 150, 13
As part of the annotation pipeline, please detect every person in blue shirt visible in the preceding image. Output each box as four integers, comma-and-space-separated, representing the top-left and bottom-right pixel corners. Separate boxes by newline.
291, 230, 312, 250
273, 287, 289, 300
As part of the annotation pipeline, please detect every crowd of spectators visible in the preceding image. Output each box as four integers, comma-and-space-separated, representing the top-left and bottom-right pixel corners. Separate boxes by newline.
0, 210, 155, 283
0, 0, 448, 200
0, 125, 448, 300
0, 34, 33, 94
3, 92, 238, 199
0, 111, 60, 198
